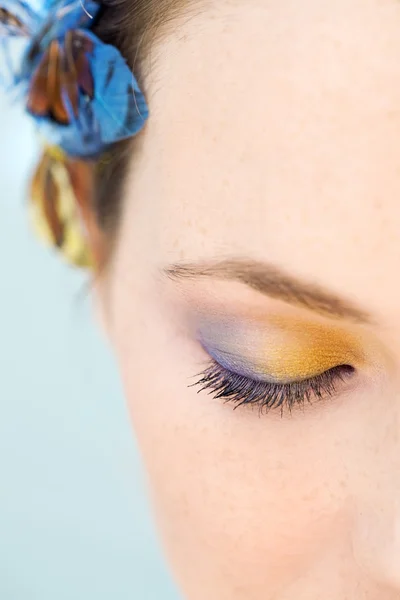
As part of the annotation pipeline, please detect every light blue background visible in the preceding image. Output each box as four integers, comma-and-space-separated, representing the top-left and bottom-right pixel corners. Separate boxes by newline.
0, 93, 180, 599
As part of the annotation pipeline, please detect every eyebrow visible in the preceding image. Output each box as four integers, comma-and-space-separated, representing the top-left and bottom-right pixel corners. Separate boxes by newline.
162, 257, 372, 324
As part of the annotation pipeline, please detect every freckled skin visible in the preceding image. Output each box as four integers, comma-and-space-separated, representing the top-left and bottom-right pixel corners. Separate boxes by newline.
97, 1, 400, 598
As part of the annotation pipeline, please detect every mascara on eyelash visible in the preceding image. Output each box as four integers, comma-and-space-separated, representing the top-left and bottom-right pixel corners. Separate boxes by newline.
190, 360, 354, 415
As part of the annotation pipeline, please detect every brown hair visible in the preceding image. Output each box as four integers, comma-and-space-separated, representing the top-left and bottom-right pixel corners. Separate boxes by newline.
88, 0, 198, 258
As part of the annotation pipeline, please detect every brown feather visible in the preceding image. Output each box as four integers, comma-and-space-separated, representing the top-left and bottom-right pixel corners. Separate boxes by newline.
31, 154, 64, 247
27, 31, 95, 124
27, 51, 51, 117
30, 153, 47, 205
65, 157, 103, 267
47, 40, 70, 125
46, 40, 58, 100
28, 41, 71, 125
61, 31, 80, 117
71, 31, 94, 98
41, 156, 65, 247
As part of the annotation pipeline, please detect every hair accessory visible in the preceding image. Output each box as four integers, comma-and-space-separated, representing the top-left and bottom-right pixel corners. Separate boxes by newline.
0, 0, 149, 156
29, 145, 96, 266
1, 1, 149, 268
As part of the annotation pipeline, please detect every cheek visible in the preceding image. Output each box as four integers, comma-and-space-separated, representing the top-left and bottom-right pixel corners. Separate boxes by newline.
110, 285, 357, 598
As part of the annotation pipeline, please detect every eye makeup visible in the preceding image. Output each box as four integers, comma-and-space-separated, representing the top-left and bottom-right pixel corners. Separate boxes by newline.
196, 313, 366, 384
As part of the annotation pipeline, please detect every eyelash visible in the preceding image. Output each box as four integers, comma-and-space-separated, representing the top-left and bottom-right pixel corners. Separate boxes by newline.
190, 359, 355, 415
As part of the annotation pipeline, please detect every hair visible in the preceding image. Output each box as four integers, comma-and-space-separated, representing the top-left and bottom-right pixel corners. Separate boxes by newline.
87, 0, 198, 257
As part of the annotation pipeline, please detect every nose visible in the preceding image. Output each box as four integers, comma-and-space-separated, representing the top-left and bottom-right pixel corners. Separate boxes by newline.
351, 405, 400, 590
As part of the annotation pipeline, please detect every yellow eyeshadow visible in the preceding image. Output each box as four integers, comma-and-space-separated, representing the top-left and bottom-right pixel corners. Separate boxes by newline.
251, 315, 364, 382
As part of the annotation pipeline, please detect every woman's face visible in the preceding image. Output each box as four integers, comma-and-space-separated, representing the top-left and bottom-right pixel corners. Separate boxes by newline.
102, 0, 400, 597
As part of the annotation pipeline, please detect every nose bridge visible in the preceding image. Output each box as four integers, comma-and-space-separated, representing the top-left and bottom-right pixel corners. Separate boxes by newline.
351, 402, 400, 588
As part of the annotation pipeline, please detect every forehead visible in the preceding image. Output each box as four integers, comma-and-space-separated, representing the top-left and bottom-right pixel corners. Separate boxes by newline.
129, 0, 400, 323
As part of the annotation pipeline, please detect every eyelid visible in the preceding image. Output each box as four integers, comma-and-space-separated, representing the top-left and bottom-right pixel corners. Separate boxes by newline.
197, 316, 363, 385
202, 339, 354, 384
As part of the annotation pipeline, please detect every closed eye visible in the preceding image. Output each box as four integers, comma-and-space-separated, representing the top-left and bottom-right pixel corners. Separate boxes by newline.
190, 359, 355, 416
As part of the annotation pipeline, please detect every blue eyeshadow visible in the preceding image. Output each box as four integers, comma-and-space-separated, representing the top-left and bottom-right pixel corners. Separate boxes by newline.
197, 320, 270, 382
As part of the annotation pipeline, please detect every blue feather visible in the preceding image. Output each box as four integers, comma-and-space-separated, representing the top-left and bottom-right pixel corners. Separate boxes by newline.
0, 0, 94, 24
33, 30, 149, 157
0, 1, 149, 155
0, 2, 36, 87
0, 1, 38, 41
84, 31, 149, 144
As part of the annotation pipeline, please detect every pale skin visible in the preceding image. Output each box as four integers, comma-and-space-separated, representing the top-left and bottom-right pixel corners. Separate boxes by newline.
94, 0, 400, 598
